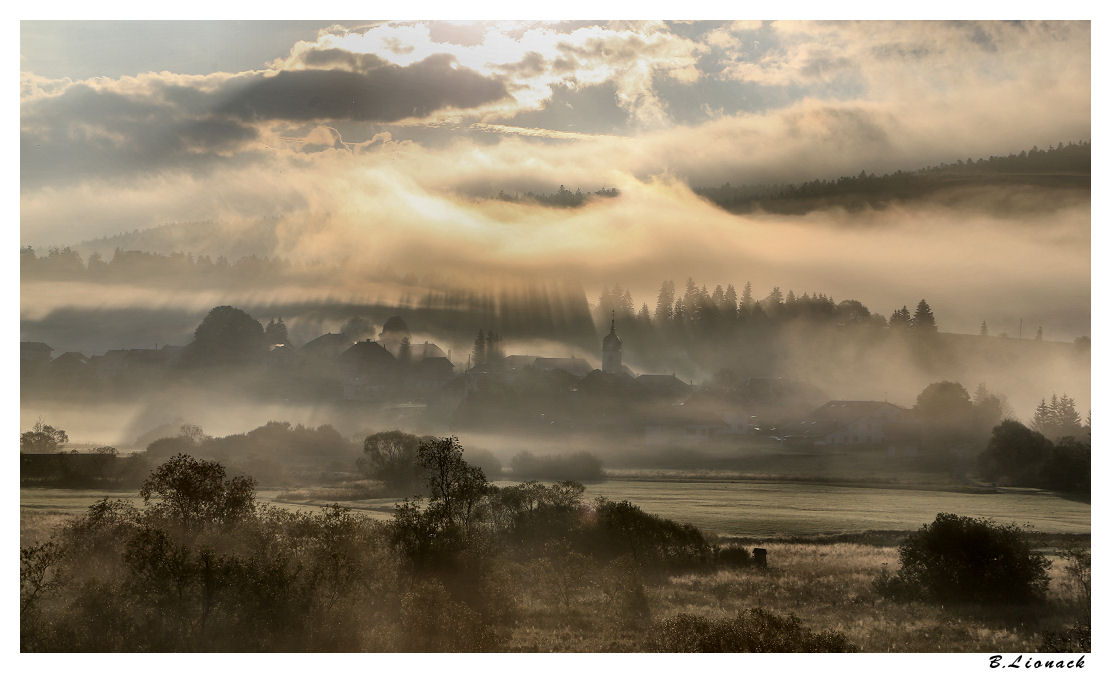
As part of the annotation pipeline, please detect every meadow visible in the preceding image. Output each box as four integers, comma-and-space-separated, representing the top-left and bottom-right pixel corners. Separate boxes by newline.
20, 469, 1089, 652
21, 475, 1090, 542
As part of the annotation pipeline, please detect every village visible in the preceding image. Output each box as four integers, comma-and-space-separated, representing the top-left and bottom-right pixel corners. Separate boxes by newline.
21, 310, 932, 457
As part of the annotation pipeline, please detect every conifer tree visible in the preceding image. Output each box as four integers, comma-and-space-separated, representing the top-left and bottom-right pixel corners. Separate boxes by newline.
740, 281, 755, 310
654, 280, 675, 323
913, 299, 937, 332
890, 306, 911, 328
711, 284, 725, 307
723, 284, 738, 316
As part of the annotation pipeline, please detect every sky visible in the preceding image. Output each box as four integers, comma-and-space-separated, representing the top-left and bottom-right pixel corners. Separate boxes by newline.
18, 20, 1093, 337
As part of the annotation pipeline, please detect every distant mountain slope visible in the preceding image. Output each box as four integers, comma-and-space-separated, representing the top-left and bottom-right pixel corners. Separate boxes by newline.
76, 218, 281, 260
695, 141, 1090, 216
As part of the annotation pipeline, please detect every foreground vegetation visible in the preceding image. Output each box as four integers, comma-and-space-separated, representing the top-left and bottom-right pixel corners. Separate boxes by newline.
20, 438, 1089, 652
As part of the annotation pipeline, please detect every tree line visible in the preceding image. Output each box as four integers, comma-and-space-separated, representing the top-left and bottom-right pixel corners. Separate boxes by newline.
596, 277, 938, 335
695, 140, 1090, 214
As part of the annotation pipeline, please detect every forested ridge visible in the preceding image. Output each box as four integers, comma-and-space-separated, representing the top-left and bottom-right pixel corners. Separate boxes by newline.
695, 141, 1090, 215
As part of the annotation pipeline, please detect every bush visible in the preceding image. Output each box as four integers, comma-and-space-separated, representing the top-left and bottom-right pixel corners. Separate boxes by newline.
646, 608, 855, 652
357, 430, 429, 493
977, 420, 1053, 486
138, 454, 256, 528
874, 513, 1051, 604
587, 498, 711, 570
715, 545, 751, 567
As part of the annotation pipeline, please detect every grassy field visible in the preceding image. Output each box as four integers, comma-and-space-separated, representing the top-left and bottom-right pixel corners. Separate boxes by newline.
20, 478, 1088, 652
21, 475, 1090, 544
498, 540, 1088, 652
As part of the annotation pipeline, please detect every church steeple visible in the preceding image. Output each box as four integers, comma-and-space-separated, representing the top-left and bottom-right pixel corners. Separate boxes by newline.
602, 310, 622, 374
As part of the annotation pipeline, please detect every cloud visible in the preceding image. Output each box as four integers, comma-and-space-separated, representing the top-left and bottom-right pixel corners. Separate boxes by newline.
20, 21, 1089, 236
220, 55, 508, 123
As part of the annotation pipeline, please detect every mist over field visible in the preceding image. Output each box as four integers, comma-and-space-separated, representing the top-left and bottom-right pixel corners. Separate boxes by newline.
20, 20, 1090, 655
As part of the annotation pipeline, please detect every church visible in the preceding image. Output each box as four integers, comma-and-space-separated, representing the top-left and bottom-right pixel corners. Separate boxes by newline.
602, 311, 622, 374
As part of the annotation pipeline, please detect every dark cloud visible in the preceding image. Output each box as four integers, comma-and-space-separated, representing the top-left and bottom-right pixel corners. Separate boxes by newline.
21, 81, 259, 187
21, 53, 508, 187
503, 81, 628, 134
221, 54, 508, 122
178, 117, 259, 152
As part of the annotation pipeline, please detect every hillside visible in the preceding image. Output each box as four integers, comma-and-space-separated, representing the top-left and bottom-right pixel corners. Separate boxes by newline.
695, 141, 1090, 216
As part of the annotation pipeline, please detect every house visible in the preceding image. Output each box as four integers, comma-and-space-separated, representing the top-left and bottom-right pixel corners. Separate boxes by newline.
806, 401, 910, 447
532, 356, 595, 377
408, 341, 448, 362
20, 341, 54, 381
636, 374, 692, 398
338, 340, 401, 400
409, 356, 455, 390
642, 400, 733, 445
301, 333, 355, 361
21, 341, 53, 365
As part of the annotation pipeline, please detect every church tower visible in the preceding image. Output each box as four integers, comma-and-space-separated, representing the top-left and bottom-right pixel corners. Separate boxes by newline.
602, 311, 622, 374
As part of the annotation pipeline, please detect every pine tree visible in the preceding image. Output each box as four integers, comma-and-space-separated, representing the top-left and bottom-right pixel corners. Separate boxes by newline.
711, 284, 725, 307
740, 281, 755, 310
619, 288, 635, 317
681, 278, 699, 322
980, 320, 988, 337
913, 299, 937, 332
636, 303, 651, 324
723, 284, 738, 316
1032, 398, 1053, 436
890, 306, 911, 329
1052, 394, 1083, 438
654, 280, 675, 323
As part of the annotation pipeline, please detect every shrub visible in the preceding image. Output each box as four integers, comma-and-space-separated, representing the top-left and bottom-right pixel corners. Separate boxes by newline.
490, 480, 586, 544
977, 420, 1053, 486
139, 454, 256, 528
716, 545, 752, 567
646, 608, 855, 652
874, 513, 1050, 604
587, 498, 712, 569
357, 430, 428, 493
